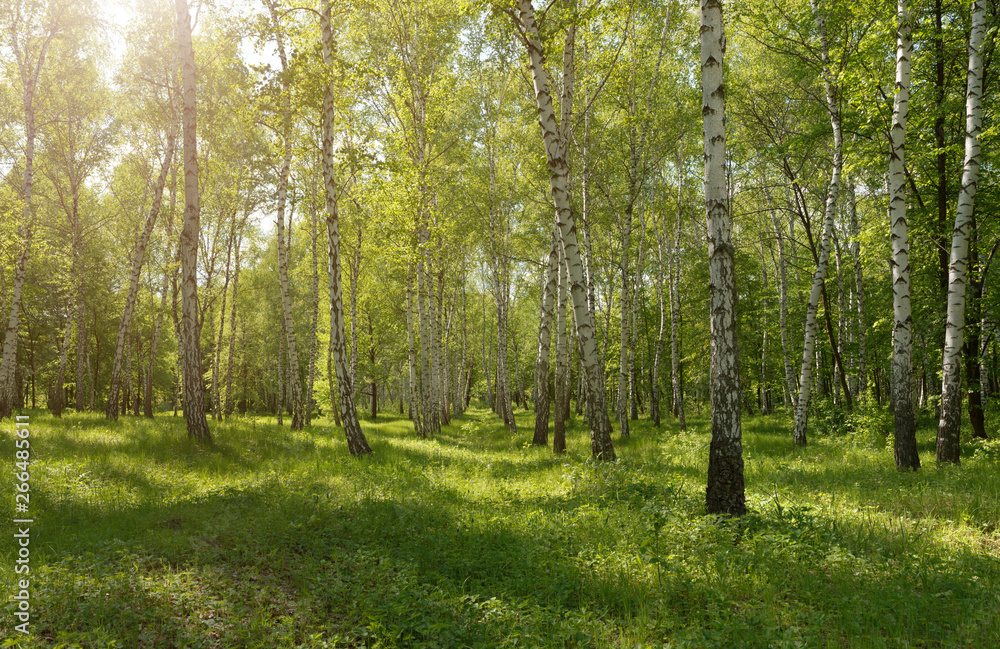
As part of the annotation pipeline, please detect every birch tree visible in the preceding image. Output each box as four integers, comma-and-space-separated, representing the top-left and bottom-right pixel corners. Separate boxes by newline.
511, 0, 616, 460
701, 0, 744, 516
321, 0, 372, 456
888, 0, 919, 469
175, 0, 210, 440
106, 127, 175, 420
936, 0, 988, 465
0, 0, 62, 418
791, 0, 844, 446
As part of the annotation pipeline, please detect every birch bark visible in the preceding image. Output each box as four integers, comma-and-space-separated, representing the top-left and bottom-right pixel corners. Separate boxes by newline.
937, 0, 988, 464
321, 0, 371, 455
107, 131, 175, 420
533, 235, 558, 444
702, 0, 744, 516
513, 0, 615, 459
270, 0, 305, 431
175, 0, 210, 439
889, 0, 919, 469
792, 0, 843, 446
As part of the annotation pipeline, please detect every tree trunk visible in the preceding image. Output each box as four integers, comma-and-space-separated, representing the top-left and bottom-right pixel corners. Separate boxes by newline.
889, 0, 919, 470
553, 243, 569, 454
671, 168, 686, 430
306, 181, 321, 426
652, 221, 666, 427
321, 0, 371, 456
406, 264, 423, 436
702, 0, 744, 517
514, 0, 615, 460
533, 233, 559, 444
52, 315, 74, 417
848, 183, 867, 397
175, 0, 210, 440
269, 0, 304, 431
225, 229, 242, 417
937, 0, 987, 464
792, 0, 843, 446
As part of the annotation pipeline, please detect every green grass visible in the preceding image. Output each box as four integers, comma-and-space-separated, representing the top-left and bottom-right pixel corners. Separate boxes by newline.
2, 403, 1000, 648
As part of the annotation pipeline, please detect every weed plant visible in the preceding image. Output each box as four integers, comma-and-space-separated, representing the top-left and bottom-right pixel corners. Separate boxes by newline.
1, 403, 999, 648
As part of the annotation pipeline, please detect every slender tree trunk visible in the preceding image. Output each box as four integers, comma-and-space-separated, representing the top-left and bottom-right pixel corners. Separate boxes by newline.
212, 227, 233, 421
963, 220, 987, 439
792, 0, 843, 446
849, 183, 867, 396
889, 0, 919, 470
225, 229, 242, 417
51, 315, 73, 417
514, 0, 615, 460
769, 199, 795, 412
106, 133, 172, 420
406, 264, 423, 436
349, 224, 361, 402
534, 233, 559, 444
937, 0, 987, 464
306, 182, 321, 426
702, 0, 744, 516
652, 220, 666, 427
553, 243, 569, 453
671, 169, 686, 430
269, 1, 304, 431
175, 0, 210, 440
321, 0, 371, 455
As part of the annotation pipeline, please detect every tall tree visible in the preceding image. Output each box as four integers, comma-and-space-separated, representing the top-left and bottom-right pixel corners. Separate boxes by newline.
791, 0, 844, 446
936, 0, 988, 465
320, 0, 372, 456
889, 0, 919, 470
106, 125, 176, 420
701, 0, 744, 516
511, 0, 615, 460
175, 0, 211, 440
0, 0, 62, 418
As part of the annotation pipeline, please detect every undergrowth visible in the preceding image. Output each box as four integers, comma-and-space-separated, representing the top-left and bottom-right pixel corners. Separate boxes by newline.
1, 403, 999, 648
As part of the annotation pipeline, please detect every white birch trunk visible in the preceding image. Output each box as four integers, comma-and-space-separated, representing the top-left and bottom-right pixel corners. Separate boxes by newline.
514, 0, 615, 459
175, 0, 210, 439
889, 0, 919, 469
321, 0, 371, 454
533, 235, 558, 444
701, 0, 744, 516
792, 0, 843, 446
936, 0, 987, 464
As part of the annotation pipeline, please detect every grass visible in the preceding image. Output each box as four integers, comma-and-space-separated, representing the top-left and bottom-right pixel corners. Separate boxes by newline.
2, 403, 1000, 648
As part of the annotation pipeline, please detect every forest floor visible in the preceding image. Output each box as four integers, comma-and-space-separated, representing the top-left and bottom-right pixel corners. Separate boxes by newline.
1, 403, 1000, 648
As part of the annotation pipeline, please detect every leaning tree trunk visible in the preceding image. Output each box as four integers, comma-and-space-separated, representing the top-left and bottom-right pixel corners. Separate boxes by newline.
702, 0, 744, 517
107, 133, 175, 420
514, 0, 615, 460
321, 0, 371, 455
792, 0, 843, 447
889, 0, 919, 470
175, 0, 210, 440
533, 233, 559, 444
937, 0, 987, 465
